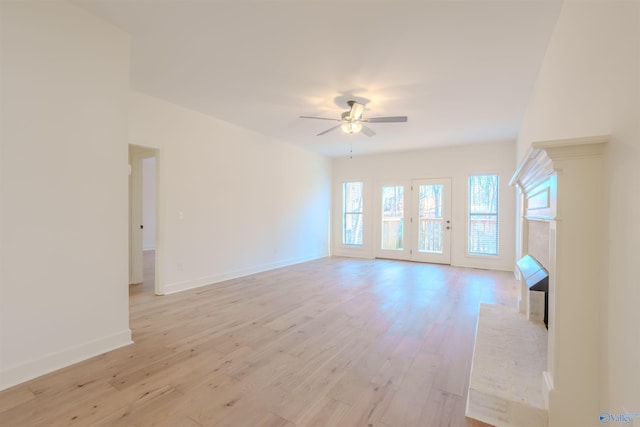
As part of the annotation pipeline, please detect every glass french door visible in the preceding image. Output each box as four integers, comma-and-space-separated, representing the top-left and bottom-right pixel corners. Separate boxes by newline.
376, 178, 451, 264
378, 184, 409, 260
412, 178, 451, 264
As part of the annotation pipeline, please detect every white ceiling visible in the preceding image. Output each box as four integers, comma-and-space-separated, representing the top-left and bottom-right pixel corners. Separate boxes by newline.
75, 0, 563, 157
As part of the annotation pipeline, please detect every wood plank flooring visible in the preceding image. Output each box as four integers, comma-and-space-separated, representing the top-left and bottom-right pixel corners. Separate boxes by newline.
0, 255, 518, 426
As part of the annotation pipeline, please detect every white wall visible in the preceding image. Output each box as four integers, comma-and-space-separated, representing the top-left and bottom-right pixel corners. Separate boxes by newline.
332, 141, 516, 271
142, 156, 156, 250
128, 91, 331, 294
517, 0, 640, 422
0, 2, 131, 389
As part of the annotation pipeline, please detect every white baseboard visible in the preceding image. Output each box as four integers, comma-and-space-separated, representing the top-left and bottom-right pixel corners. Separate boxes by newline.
542, 370, 553, 410
453, 259, 514, 272
331, 248, 374, 259
163, 254, 326, 295
0, 329, 132, 391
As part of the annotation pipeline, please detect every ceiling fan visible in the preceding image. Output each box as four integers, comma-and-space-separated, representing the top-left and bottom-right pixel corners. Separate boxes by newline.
300, 100, 408, 137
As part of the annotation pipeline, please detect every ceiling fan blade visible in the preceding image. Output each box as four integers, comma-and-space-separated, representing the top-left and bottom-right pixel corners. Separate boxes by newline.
362, 116, 408, 123
361, 125, 376, 137
317, 124, 342, 136
349, 102, 365, 120
300, 115, 341, 121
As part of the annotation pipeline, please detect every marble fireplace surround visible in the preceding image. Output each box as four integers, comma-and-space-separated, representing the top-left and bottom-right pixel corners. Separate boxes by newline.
466, 136, 608, 427
521, 221, 551, 325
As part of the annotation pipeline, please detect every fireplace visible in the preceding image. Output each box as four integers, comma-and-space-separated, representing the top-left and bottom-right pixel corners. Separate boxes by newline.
516, 254, 549, 327
466, 136, 608, 427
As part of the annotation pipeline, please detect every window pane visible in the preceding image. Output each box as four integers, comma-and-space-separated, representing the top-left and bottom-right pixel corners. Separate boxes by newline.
343, 213, 363, 245
418, 184, 444, 253
468, 175, 499, 255
381, 186, 404, 250
469, 175, 499, 214
469, 214, 498, 255
343, 182, 363, 245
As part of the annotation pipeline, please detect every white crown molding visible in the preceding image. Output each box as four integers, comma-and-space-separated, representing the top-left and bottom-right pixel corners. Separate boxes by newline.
510, 135, 609, 194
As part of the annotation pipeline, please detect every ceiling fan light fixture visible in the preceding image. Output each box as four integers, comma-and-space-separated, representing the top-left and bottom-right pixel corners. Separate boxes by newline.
341, 121, 362, 134
300, 100, 407, 137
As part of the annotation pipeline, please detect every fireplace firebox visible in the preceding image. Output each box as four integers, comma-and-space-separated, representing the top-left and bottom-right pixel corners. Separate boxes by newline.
516, 254, 549, 328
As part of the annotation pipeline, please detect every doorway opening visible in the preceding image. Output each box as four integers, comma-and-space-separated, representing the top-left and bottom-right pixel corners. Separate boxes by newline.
376, 178, 452, 264
128, 145, 161, 295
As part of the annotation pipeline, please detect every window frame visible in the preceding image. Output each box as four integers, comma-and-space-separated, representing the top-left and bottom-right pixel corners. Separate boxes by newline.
342, 181, 364, 246
467, 174, 500, 256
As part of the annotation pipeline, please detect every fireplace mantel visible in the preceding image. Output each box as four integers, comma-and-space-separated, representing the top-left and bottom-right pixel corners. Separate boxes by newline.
512, 135, 608, 426
511, 135, 608, 193
510, 135, 608, 220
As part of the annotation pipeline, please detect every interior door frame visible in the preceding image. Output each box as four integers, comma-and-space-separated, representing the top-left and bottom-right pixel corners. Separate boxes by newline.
128, 144, 162, 295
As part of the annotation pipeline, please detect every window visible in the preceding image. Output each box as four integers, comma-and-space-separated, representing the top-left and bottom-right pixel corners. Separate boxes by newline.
468, 174, 499, 255
343, 182, 363, 245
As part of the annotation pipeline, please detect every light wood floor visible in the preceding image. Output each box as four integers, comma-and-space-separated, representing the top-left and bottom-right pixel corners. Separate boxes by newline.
0, 255, 518, 426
